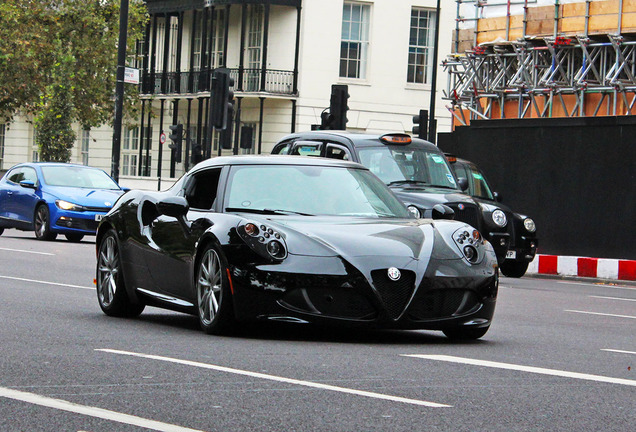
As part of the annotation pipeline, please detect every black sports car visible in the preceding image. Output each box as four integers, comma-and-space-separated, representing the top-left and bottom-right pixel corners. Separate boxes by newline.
96, 156, 499, 339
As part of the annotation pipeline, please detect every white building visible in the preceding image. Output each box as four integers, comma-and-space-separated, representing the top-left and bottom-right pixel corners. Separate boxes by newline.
1, 0, 455, 190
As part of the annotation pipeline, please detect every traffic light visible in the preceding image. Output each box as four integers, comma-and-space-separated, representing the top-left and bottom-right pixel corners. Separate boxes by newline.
320, 111, 335, 130
330, 84, 349, 130
168, 123, 183, 162
412, 109, 428, 139
210, 68, 235, 130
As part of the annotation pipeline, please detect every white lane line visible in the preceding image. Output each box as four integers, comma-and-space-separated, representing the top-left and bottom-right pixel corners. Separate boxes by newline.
401, 355, 636, 387
590, 295, 636, 302
602, 349, 636, 356
0, 386, 205, 432
556, 281, 636, 291
0, 247, 54, 256
565, 310, 636, 320
97, 349, 451, 408
0, 275, 93, 290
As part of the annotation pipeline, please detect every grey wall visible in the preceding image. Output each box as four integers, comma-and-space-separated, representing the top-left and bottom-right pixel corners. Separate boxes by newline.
438, 116, 636, 260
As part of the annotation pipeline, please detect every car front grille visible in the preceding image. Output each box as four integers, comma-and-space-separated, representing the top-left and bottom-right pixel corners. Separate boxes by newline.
54, 217, 99, 232
448, 203, 481, 230
371, 269, 416, 320
279, 286, 377, 320
84, 206, 111, 213
407, 289, 480, 321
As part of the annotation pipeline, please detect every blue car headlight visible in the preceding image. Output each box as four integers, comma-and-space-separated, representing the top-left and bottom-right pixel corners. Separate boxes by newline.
56, 200, 86, 212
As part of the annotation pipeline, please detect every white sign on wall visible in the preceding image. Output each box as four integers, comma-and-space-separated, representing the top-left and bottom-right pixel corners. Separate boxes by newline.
124, 67, 140, 84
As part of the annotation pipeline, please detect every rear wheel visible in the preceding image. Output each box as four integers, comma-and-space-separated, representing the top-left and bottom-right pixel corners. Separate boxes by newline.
65, 233, 84, 242
0, 228, 4, 236
443, 326, 490, 341
34, 204, 57, 241
500, 261, 529, 278
96, 230, 144, 317
196, 244, 235, 335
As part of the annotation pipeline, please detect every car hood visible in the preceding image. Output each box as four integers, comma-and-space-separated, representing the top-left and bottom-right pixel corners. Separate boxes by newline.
254, 216, 466, 265
391, 187, 476, 207
44, 186, 124, 208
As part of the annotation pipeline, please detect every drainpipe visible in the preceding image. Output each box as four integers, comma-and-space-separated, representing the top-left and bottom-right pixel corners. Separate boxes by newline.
554, 0, 559, 38
618, 0, 624, 35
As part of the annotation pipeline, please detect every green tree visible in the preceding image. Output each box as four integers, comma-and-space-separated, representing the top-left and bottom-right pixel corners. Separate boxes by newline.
0, 0, 148, 161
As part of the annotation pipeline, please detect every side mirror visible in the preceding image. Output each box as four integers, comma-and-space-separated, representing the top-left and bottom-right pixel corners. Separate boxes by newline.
156, 196, 189, 219
457, 177, 469, 192
121, 187, 131, 192
493, 191, 502, 202
19, 180, 37, 189
432, 204, 455, 220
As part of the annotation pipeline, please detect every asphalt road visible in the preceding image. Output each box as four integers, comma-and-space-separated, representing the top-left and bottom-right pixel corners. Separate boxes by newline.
1, 230, 635, 431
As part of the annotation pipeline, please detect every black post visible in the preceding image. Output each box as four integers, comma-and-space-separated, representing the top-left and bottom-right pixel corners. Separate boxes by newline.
111, 0, 130, 183
428, 0, 441, 144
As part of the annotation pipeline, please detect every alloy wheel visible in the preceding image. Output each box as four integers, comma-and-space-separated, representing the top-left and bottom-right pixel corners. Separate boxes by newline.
35, 206, 48, 238
197, 248, 223, 326
97, 236, 119, 307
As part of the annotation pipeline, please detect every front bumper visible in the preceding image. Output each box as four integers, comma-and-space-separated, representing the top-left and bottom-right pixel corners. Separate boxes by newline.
51, 206, 107, 235
229, 254, 498, 331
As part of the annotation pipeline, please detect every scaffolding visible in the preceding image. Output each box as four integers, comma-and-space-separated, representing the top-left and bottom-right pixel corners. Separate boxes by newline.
446, 0, 636, 124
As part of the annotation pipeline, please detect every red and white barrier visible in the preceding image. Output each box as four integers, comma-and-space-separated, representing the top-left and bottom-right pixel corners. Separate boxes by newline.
526, 255, 636, 281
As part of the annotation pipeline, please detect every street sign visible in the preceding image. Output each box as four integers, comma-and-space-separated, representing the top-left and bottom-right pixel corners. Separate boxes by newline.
160, 132, 166, 144
124, 67, 139, 84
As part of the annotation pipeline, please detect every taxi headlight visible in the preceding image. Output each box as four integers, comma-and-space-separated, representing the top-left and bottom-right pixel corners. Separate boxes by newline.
407, 205, 421, 218
524, 218, 536, 233
492, 209, 507, 227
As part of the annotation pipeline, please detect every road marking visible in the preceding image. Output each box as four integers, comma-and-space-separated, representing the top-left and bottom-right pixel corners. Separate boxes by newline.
565, 310, 636, 320
401, 355, 636, 387
0, 247, 54, 256
0, 275, 93, 290
0, 386, 205, 432
556, 281, 636, 290
590, 295, 636, 302
97, 349, 451, 408
602, 349, 636, 356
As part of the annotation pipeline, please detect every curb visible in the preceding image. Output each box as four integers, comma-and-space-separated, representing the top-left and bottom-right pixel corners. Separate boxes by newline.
526, 254, 636, 282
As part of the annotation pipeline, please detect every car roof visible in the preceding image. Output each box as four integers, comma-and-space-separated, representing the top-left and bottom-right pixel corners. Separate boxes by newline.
12, 162, 103, 170
190, 154, 367, 171
279, 131, 441, 151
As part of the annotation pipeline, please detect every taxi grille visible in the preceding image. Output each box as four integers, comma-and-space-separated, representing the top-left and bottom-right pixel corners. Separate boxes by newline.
371, 269, 416, 320
448, 203, 481, 230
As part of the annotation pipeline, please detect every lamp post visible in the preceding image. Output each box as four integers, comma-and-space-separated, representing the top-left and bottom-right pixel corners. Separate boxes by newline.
428, 0, 441, 144
111, 0, 130, 183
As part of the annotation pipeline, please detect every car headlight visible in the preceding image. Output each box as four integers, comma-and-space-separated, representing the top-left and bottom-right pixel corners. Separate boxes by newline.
239, 222, 288, 261
56, 200, 85, 212
407, 205, 421, 218
524, 218, 536, 233
491, 209, 507, 227
453, 228, 484, 264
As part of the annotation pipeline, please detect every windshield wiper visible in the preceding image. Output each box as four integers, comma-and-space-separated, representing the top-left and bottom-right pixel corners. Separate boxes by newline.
388, 180, 428, 187
225, 207, 314, 216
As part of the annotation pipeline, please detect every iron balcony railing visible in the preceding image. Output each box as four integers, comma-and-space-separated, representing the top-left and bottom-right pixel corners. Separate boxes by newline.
141, 68, 296, 96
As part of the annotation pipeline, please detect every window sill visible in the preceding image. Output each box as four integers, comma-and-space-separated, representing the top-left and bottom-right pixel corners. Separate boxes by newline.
337, 78, 371, 87
405, 83, 432, 91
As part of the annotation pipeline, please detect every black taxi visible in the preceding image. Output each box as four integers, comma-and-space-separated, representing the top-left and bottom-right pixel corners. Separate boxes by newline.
272, 131, 512, 264
447, 155, 538, 277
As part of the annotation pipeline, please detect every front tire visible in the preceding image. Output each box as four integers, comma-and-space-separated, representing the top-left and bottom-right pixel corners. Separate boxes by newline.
500, 261, 529, 278
0, 228, 4, 236
34, 204, 57, 241
443, 326, 490, 340
65, 233, 84, 242
196, 244, 235, 335
96, 230, 145, 317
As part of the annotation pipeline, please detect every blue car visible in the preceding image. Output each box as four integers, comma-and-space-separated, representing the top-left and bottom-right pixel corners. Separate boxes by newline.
0, 163, 126, 242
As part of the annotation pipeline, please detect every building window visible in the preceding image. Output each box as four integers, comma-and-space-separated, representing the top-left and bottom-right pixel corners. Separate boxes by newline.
407, 8, 436, 84
122, 127, 139, 176
80, 129, 90, 165
340, 2, 370, 80
245, 5, 264, 91
239, 123, 257, 155
0, 124, 5, 170
210, 9, 226, 68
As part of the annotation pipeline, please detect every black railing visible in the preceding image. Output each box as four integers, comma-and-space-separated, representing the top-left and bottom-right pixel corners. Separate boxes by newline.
141, 68, 296, 96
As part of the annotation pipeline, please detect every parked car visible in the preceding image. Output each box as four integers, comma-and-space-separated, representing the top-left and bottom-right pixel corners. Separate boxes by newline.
272, 131, 512, 264
95, 155, 499, 339
0, 163, 126, 242
446, 155, 537, 278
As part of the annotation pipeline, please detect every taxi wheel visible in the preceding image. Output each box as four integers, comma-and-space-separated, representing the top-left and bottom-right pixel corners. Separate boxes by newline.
500, 261, 529, 278
65, 233, 84, 242
34, 204, 57, 241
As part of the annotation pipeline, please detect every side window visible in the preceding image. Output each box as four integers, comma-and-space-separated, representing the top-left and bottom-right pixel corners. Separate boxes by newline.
325, 144, 352, 160
7, 168, 24, 184
184, 168, 222, 210
291, 141, 322, 156
271, 141, 292, 155
21, 167, 38, 184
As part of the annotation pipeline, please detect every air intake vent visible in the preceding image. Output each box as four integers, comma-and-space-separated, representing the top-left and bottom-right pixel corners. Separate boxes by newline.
370, 269, 416, 320
408, 289, 480, 321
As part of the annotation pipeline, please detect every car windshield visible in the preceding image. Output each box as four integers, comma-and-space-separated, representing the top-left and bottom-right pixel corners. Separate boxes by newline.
225, 164, 410, 218
358, 146, 459, 189
40, 166, 120, 190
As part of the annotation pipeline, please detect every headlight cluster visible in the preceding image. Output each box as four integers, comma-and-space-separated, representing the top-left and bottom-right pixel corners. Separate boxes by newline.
523, 218, 536, 233
453, 228, 484, 264
239, 222, 287, 260
491, 209, 507, 227
407, 205, 421, 218
56, 200, 86, 212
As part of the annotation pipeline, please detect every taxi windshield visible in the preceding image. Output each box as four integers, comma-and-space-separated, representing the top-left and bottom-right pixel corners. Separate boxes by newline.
358, 146, 459, 189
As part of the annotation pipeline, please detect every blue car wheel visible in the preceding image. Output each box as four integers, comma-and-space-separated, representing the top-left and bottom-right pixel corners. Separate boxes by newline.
34, 204, 57, 241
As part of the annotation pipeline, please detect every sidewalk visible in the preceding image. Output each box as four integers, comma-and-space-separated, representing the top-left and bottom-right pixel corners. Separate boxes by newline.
526, 254, 636, 282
